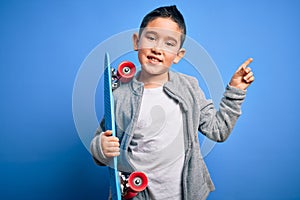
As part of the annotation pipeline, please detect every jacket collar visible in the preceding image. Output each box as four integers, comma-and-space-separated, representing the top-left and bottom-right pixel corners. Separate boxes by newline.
130, 70, 188, 111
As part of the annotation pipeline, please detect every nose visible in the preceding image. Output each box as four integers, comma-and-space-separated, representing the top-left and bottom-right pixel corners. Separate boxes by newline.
151, 47, 162, 55
151, 40, 163, 54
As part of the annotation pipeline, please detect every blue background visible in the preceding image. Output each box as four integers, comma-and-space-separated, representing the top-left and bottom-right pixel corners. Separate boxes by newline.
1, 0, 299, 199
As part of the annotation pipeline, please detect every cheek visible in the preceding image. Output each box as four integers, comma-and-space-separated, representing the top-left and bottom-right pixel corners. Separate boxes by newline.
137, 49, 146, 63
165, 54, 177, 64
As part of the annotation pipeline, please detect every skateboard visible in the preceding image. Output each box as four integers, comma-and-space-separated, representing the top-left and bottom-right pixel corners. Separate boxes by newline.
103, 52, 148, 200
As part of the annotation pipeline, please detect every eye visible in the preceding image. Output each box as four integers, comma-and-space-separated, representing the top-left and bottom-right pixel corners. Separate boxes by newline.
165, 41, 175, 47
144, 32, 157, 42
146, 35, 156, 41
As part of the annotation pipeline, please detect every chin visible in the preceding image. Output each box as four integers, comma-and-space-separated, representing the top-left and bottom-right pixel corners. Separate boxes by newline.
142, 64, 168, 74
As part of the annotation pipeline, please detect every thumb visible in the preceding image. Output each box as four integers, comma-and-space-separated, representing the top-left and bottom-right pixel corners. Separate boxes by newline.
103, 130, 113, 137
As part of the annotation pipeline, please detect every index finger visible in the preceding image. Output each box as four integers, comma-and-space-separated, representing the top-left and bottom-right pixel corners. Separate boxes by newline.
236, 57, 253, 74
241, 57, 253, 68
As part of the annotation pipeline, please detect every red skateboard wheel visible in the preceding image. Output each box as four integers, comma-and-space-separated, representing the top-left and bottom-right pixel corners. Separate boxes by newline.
128, 171, 148, 192
123, 171, 148, 199
117, 61, 136, 83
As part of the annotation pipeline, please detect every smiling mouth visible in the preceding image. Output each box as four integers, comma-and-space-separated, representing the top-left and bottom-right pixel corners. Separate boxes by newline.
147, 55, 162, 63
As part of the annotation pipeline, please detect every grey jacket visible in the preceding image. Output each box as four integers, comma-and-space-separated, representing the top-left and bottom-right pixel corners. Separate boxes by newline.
91, 71, 246, 200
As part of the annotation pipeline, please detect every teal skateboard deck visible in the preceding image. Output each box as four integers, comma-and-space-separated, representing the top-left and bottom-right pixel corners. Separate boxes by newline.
104, 52, 122, 200
103, 52, 148, 199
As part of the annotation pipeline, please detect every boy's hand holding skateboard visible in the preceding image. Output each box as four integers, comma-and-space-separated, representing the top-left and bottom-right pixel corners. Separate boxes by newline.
101, 130, 120, 158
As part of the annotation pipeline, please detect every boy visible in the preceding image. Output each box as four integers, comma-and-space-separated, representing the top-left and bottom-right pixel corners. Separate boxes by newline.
91, 5, 254, 200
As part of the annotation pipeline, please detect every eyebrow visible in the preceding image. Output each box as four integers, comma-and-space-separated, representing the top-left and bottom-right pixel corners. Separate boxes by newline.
144, 30, 158, 36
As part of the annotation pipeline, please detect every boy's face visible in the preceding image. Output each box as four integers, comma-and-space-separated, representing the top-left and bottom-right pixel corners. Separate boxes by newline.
133, 17, 185, 76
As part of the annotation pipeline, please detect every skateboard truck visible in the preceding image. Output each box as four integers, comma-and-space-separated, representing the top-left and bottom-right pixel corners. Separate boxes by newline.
111, 61, 136, 90
120, 171, 148, 199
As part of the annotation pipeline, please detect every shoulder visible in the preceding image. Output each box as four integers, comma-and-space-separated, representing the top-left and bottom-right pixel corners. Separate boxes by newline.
168, 71, 199, 89
166, 71, 209, 101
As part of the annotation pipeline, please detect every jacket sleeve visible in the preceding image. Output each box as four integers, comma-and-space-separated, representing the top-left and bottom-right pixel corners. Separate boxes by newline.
198, 84, 246, 142
90, 118, 112, 166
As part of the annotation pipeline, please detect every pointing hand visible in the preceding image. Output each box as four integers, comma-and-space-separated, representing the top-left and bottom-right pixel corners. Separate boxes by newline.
229, 58, 254, 90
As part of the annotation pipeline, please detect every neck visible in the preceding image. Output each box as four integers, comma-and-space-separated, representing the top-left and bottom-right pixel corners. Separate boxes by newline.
138, 71, 169, 88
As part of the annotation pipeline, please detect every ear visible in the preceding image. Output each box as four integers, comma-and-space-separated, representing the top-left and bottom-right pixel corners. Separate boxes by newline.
132, 33, 139, 51
173, 48, 186, 64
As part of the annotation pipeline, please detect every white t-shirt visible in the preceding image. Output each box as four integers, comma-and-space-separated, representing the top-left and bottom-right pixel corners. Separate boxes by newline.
129, 86, 185, 200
